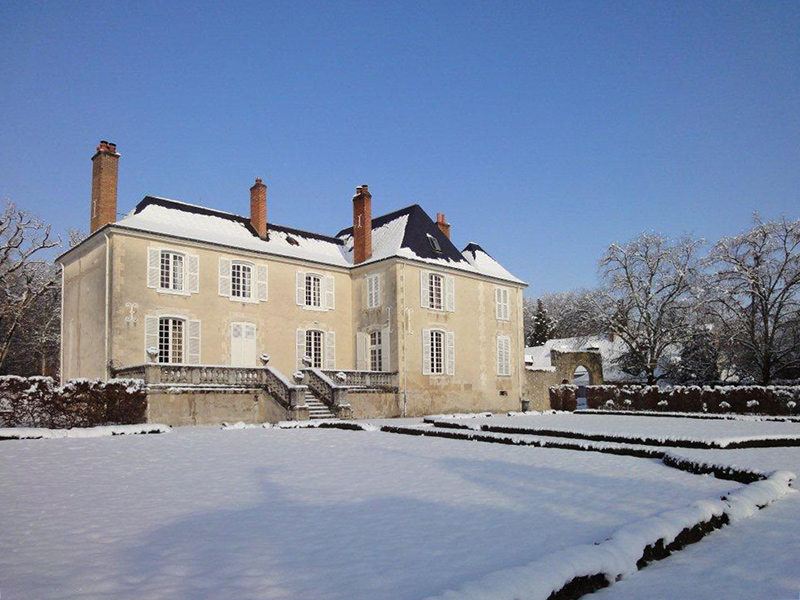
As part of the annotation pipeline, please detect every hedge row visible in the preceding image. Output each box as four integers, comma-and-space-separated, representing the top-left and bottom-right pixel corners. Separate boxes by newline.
0, 376, 147, 428
549, 384, 800, 415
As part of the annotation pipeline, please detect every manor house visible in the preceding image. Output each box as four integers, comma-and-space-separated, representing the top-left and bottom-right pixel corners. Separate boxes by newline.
58, 141, 527, 424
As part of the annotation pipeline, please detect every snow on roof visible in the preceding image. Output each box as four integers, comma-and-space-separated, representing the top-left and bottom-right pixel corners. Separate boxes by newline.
461, 242, 525, 285
110, 196, 526, 284
117, 197, 350, 267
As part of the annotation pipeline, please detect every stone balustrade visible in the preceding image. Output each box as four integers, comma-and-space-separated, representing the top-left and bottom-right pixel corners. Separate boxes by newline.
320, 370, 398, 390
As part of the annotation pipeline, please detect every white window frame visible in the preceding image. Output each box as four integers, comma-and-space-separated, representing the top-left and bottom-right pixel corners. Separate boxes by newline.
158, 317, 185, 364
495, 287, 510, 321
369, 330, 382, 372
422, 328, 454, 376
366, 273, 381, 309
420, 270, 455, 312
160, 250, 185, 293
305, 273, 323, 308
230, 260, 255, 302
497, 335, 512, 377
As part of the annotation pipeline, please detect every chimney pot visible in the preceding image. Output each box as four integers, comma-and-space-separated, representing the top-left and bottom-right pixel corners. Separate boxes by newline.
90, 139, 120, 233
436, 212, 451, 239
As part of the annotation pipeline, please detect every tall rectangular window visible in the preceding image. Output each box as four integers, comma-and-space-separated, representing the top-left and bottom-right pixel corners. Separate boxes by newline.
430, 330, 444, 374
495, 288, 510, 321
369, 330, 382, 372
497, 335, 511, 376
428, 273, 443, 310
305, 274, 322, 307
231, 262, 253, 299
366, 274, 380, 309
158, 317, 184, 364
305, 330, 324, 368
159, 251, 184, 292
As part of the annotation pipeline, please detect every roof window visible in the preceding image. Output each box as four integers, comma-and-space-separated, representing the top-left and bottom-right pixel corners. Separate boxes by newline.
427, 234, 442, 253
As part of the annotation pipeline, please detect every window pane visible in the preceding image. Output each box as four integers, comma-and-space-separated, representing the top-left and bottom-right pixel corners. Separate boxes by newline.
430, 330, 444, 374
172, 254, 184, 291
306, 330, 323, 368
369, 330, 382, 371
305, 275, 321, 307
429, 274, 443, 310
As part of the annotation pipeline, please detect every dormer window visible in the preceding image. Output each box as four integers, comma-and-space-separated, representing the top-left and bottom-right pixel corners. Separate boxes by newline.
427, 234, 442, 253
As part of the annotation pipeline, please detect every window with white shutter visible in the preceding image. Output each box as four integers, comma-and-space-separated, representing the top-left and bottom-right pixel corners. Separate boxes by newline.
496, 335, 511, 376
231, 261, 254, 300
325, 331, 336, 369
324, 276, 335, 310
445, 275, 455, 312
219, 258, 232, 297
356, 332, 368, 370
369, 330, 382, 372
421, 271, 452, 312
446, 331, 455, 375
256, 264, 268, 301
149, 248, 197, 295
495, 287, 510, 321
366, 274, 381, 309
380, 326, 390, 371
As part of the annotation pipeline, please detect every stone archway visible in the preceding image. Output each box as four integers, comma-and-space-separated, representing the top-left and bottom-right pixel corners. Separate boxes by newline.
573, 365, 591, 408
550, 349, 604, 388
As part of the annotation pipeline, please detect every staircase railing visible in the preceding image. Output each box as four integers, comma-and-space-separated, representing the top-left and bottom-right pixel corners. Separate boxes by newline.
320, 369, 398, 390
302, 368, 352, 418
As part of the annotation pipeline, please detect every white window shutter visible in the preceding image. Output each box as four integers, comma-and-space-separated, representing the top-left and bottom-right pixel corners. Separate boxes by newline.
187, 254, 200, 293
325, 331, 336, 369
256, 264, 268, 301
296, 329, 305, 369
187, 320, 201, 365
445, 275, 455, 312
145, 315, 159, 360
497, 336, 504, 375
296, 271, 305, 305
381, 326, 390, 371
422, 329, 431, 375
219, 258, 231, 297
495, 288, 502, 320
356, 332, 368, 370
446, 331, 455, 375
147, 248, 159, 288
420, 271, 430, 309
377, 273, 383, 307
325, 276, 335, 310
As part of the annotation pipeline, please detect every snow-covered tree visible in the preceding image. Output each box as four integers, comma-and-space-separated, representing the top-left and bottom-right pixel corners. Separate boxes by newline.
528, 299, 555, 346
0, 200, 60, 373
707, 215, 800, 384
594, 233, 705, 384
539, 290, 604, 339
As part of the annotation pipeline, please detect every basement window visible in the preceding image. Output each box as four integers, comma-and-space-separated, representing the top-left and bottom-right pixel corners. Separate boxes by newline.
427, 234, 442, 253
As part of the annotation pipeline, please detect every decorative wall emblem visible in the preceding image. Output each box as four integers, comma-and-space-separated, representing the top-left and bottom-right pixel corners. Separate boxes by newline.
125, 302, 139, 325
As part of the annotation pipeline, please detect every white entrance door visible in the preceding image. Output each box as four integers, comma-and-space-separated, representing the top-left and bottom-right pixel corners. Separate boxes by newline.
231, 322, 257, 367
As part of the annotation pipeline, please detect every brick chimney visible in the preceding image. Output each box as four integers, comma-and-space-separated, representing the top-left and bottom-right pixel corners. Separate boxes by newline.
352, 184, 372, 263
250, 177, 267, 238
436, 213, 451, 239
90, 140, 120, 233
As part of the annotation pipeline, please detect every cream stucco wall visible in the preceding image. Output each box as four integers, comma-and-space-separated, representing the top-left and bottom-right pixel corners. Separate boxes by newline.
60, 236, 108, 381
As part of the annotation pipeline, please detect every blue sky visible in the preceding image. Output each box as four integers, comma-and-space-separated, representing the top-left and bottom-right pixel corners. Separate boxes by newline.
1, 1, 798, 297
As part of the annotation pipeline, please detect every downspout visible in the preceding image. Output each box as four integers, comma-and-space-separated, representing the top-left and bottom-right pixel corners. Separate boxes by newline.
104, 232, 111, 380
58, 260, 65, 385
400, 263, 408, 417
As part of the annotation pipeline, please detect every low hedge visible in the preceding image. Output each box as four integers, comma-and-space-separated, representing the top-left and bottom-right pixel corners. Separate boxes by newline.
549, 384, 800, 415
0, 376, 147, 428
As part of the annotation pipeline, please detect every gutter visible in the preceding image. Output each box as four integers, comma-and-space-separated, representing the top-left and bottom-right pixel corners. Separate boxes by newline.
104, 232, 111, 380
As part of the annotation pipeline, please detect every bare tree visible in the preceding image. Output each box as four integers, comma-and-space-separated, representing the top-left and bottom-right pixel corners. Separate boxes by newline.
0, 200, 60, 372
594, 233, 705, 384
707, 215, 800, 384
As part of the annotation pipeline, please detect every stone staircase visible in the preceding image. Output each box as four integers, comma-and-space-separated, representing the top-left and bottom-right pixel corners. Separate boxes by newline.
304, 391, 336, 420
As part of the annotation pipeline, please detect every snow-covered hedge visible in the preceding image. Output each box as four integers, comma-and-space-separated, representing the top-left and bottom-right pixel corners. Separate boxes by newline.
550, 384, 800, 415
0, 376, 147, 428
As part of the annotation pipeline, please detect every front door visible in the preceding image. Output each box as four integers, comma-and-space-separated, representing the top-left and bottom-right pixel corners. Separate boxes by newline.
231, 322, 257, 367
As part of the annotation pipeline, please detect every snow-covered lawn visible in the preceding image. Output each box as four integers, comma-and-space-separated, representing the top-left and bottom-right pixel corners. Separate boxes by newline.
593, 445, 800, 600
430, 412, 800, 447
0, 425, 740, 600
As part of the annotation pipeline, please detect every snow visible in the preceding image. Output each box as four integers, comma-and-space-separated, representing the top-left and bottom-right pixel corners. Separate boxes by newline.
117, 201, 351, 267
431, 412, 800, 447
590, 446, 800, 600
0, 425, 736, 600
0, 424, 170, 439
461, 245, 525, 284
